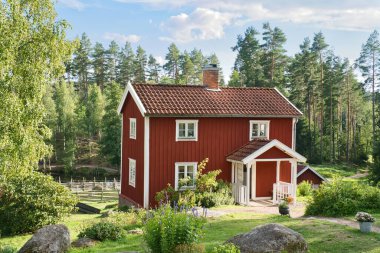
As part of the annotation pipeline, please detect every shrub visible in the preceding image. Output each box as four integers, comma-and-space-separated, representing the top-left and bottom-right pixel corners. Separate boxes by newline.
78, 222, 124, 241
0, 246, 18, 253
0, 171, 77, 235
173, 244, 205, 253
197, 191, 234, 208
306, 178, 380, 216
143, 205, 206, 253
297, 181, 313, 197
212, 243, 241, 253
196, 159, 221, 193
155, 184, 179, 206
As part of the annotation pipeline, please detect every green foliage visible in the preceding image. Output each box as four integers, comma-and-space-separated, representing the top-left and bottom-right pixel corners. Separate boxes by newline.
306, 178, 380, 216
0, 246, 17, 253
85, 85, 105, 138
0, 0, 75, 172
143, 205, 206, 253
173, 244, 205, 253
211, 243, 241, 253
78, 222, 124, 241
104, 210, 145, 229
155, 184, 179, 206
196, 158, 221, 193
297, 181, 313, 197
0, 171, 77, 235
100, 82, 123, 165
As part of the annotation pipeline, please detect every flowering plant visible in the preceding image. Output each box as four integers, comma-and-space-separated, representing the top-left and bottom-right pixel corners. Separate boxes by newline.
355, 212, 375, 222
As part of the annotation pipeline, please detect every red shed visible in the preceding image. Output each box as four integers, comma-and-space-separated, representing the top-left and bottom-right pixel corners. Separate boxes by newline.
297, 165, 326, 187
118, 64, 307, 208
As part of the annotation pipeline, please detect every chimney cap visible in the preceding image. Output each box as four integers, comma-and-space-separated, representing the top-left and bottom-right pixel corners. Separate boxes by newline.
203, 64, 218, 70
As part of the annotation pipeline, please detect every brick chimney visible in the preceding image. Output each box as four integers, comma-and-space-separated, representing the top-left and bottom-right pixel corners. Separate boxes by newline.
202, 64, 219, 90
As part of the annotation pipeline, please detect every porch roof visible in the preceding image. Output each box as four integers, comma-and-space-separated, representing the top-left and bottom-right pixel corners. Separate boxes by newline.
226, 139, 307, 164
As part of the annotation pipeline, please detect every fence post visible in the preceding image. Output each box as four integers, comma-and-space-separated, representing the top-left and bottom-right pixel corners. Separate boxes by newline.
113, 178, 116, 190
58, 176, 61, 184
70, 177, 73, 190
82, 177, 85, 191
101, 182, 104, 201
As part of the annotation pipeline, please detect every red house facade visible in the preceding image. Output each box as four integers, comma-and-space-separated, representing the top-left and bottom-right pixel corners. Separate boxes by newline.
118, 65, 307, 208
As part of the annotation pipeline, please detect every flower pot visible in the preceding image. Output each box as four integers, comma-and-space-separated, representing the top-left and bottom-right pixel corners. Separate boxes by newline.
359, 221, 373, 233
279, 206, 289, 215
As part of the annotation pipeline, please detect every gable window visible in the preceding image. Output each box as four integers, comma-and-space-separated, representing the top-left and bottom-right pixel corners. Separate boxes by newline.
250, 120, 270, 140
129, 158, 136, 187
130, 118, 136, 139
175, 162, 197, 190
176, 120, 198, 141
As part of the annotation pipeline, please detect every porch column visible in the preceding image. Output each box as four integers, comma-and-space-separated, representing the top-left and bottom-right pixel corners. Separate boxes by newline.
231, 163, 235, 183
246, 163, 251, 204
290, 160, 297, 203
251, 161, 256, 199
276, 161, 280, 184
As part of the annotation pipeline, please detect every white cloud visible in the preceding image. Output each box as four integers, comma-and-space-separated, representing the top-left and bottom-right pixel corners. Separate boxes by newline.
103, 33, 141, 43
57, 0, 86, 10
155, 56, 165, 65
160, 8, 239, 43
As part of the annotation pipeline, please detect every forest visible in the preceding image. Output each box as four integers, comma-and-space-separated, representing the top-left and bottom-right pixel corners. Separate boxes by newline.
44, 24, 380, 183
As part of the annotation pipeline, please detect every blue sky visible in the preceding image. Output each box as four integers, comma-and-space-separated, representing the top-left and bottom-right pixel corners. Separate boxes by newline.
56, 0, 380, 81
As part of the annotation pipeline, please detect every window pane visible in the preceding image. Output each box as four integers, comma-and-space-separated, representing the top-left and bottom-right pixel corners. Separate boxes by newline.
259, 124, 266, 137
187, 123, 195, 137
178, 123, 186, 137
252, 124, 258, 137
178, 166, 185, 173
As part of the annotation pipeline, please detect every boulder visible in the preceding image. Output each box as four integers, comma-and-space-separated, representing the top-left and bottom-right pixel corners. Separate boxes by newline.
19, 224, 70, 253
71, 237, 97, 248
227, 223, 307, 253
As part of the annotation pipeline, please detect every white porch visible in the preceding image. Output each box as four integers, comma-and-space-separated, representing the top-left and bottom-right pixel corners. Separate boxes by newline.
227, 139, 307, 206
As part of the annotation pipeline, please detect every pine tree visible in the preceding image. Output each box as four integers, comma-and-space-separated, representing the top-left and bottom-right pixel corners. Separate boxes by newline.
106, 40, 120, 84
100, 82, 123, 166
180, 51, 195, 84
118, 42, 136, 87
228, 70, 241, 87
73, 33, 92, 98
147, 55, 161, 83
232, 27, 264, 87
134, 46, 147, 83
85, 85, 105, 138
92, 42, 107, 90
190, 48, 206, 84
164, 43, 181, 84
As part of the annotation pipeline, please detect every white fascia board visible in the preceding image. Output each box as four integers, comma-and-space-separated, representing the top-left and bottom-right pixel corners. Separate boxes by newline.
117, 83, 147, 116
143, 117, 150, 208
241, 139, 307, 164
274, 88, 303, 116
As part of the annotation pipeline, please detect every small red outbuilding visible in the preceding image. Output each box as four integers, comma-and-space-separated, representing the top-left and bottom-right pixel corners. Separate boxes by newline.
297, 165, 326, 187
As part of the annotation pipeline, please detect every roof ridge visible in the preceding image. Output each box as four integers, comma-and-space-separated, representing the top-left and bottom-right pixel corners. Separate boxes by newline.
133, 83, 277, 90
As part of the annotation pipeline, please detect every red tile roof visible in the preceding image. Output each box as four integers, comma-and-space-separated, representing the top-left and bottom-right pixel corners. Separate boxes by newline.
132, 84, 302, 117
226, 139, 271, 162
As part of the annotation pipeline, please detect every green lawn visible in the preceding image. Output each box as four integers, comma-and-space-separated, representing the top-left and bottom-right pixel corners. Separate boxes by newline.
311, 163, 368, 180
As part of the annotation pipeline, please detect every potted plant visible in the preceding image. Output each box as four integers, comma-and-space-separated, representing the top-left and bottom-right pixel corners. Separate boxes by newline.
355, 212, 376, 233
278, 201, 289, 215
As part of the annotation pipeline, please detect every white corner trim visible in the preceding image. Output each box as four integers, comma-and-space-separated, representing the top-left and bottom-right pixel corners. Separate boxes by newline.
143, 117, 150, 208
241, 139, 307, 164
117, 82, 147, 116
175, 119, 199, 142
274, 88, 303, 116
249, 120, 270, 140
297, 166, 327, 181
174, 162, 198, 191
292, 118, 296, 150
120, 116, 123, 188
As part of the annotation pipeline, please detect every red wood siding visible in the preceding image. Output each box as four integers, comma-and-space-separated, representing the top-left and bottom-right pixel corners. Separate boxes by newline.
148, 117, 293, 205
256, 147, 292, 159
297, 170, 323, 185
121, 94, 145, 207
280, 161, 291, 183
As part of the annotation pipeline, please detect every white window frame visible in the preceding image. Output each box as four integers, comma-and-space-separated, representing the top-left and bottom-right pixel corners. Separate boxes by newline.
129, 158, 136, 187
175, 120, 198, 141
249, 120, 270, 140
130, 118, 136, 139
174, 162, 198, 190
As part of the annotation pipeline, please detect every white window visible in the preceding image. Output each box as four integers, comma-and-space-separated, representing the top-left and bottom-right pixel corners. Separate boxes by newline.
129, 158, 136, 187
250, 120, 270, 140
176, 120, 198, 141
130, 118, 136, 139
175, 162, 197, 190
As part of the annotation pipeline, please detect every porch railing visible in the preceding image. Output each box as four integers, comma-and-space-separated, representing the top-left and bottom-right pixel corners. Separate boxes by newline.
272, 181, 294, 204
232, 183, 248, 205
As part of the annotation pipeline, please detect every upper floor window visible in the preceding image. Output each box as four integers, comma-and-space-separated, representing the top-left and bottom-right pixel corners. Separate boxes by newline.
176, 120, 198, 141
250, 120, 270, 140
130, 118, 136, 139
129, 158, 136, 187
175, 162, 197, 190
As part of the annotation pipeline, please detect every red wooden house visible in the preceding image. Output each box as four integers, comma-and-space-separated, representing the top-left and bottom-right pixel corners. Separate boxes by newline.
118, 65, 307, 208
297, 165, 326, 187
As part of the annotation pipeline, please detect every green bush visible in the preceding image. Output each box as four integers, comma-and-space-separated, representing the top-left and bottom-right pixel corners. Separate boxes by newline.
78, 222, 124, 241
173, 244, 205, 253
297, 181, 313, 197
197, 181, 234, 208
0, 246, 18, 253
0, 171, 77, 235
143, 205, 206, 253
306, 178, 380, 216
212, 243, 241, 253
104, 209, 146, 229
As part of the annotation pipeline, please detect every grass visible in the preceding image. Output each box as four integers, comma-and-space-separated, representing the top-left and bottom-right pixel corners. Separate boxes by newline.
311, 163, 367, 179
